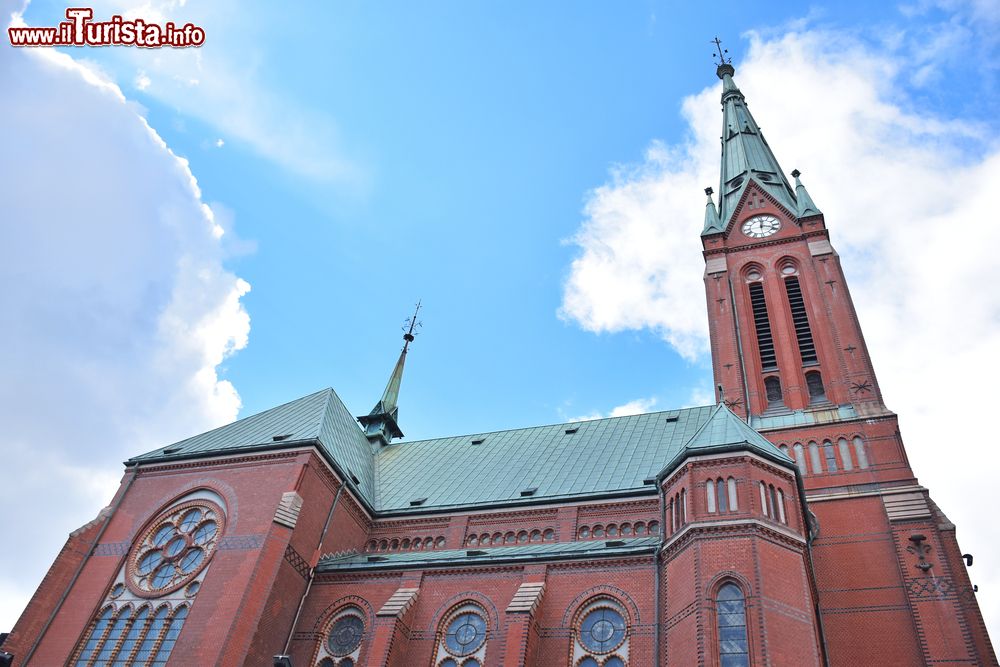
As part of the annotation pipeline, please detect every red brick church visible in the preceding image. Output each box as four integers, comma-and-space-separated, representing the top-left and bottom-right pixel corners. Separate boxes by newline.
4, 60, 996, 667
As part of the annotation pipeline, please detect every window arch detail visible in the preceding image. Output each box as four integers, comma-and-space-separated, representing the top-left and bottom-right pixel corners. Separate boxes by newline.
71, 490, 224, 667
572, 597, 630, 666
314, 605, 365, 667
716, 583, 750, 666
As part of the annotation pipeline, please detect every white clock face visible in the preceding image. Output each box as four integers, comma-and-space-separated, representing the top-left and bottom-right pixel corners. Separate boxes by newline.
741, 214, 781, 238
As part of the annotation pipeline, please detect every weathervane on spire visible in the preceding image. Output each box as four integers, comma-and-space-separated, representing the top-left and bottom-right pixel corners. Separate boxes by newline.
711, 37, 731, 66
401, 300, 422, 351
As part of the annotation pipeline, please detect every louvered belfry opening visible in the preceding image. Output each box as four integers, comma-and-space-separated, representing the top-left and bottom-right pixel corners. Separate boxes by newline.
747, 282, 777, 370
783, 277, 817, 363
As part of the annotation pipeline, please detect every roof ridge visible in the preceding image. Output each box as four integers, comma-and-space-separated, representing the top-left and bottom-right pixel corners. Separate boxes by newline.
390, 404, 715, 447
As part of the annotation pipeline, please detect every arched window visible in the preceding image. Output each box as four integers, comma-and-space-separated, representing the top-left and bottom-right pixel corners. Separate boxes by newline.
707, 479, 717, 513
808, 441, 823, 473
777, 489, 787, 524
72, 491, 224, 667
768, 485, 778, 521
716, 478, 728, 513
822, 440, 838, 472
747, 281, 778, 371
727, 477, 738, 511
681, 489, 687, 524
792, 443, 807, 474
573, 597, 629, 666
434, 603, 488, 667
838, 438, 854, 471
805, 371, 826, 402
853, 436, 869, 469
716, 583, 750, 666
669, 497, 675, 532
315, 606, 365, 666
784, 276, 817, 364
764, 376, 783, 407
759, 482, 768, 517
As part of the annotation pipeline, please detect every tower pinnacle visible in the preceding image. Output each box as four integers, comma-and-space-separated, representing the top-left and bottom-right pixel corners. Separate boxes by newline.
357, 301, 422, 446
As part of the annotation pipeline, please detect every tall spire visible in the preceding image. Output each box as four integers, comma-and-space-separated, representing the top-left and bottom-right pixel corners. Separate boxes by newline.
358, 301, 421, 446
704, 39, 799, 234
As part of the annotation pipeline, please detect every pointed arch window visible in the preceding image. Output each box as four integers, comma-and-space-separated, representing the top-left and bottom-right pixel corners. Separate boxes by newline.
716, 583, 750, 667
727, 478, 738, 511
823, 440, 838, 472
764, 376, 783, 407
792, 443, 807, 474
777, 489, 787, 524
716, 478, 728, 513
808, 442, 823, 473
747, 281, 778, 371
853, 436, 870, 469
784, 276, 818, 364
707, 479, 717, 513
805, 371, 826, 403
838, 438, 854, 471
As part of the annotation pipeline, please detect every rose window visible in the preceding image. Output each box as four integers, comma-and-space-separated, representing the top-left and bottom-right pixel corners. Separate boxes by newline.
127, 501, 224, 596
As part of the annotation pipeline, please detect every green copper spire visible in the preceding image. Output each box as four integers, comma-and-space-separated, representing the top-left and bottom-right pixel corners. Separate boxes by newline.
358, 301, 421, 446
791, 169, 821, 216
704, 55, 799, 234
703, 187, 722, 233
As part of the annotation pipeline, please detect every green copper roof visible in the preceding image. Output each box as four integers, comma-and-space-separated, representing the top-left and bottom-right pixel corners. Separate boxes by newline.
128, 388, 377, 494
317, 536, 660, 572
130, 390, 793, 514
705, 63, 803, 235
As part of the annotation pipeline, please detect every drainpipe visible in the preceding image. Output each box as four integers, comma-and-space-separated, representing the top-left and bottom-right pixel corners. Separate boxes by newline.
21, 467, 138, 666
795, 469, 830, 667
727, 277, 752, 424
281, 482, 345, 656
653, 481, 667, 667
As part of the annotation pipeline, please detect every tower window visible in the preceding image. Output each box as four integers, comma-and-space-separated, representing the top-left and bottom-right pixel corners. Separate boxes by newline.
838, 438, 854, 471
823, 440, 838, 472
808, 441, 823, 472
783, 276, 818, 364
707, 478, 717, 513
716, 583, 750, 666
764, 376, 783, 407
792, 443, 807, 474
806, 371, 826, 402
747, 282, 778, 370
853, 436, 870, 469
716, 478, 729, 513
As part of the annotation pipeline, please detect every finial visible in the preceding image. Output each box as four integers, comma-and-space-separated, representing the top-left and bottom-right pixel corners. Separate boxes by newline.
705, 186, 714, 196
791, 169, 801, 179
711, 37, 731, 66
402, 300, 422, 348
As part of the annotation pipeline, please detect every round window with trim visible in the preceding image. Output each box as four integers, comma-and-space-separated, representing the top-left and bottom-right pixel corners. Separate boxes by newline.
579, 606, 627, 653
328, 614, 365, 656
444, 610, 487, 656
126, 500, 224, 597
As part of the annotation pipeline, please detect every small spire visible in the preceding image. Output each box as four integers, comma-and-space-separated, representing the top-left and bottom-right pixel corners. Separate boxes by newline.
358, 301, 422, 446
791, 169, 821, 217
703, 186, 721, 233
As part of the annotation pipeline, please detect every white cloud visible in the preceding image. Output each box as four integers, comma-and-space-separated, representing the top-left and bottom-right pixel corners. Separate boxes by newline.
0, 6, 250, 631
562, 29, 1000, 636
134, 69, 151, 90
215, 138, 224, 148
569, 396, 659, 422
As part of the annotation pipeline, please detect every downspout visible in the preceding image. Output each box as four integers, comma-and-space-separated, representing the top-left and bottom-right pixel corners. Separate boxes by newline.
21, 467, 139, 666
795, 469, 830, 667
653, 482, 667, 667
727, 276, 752, 424
282, 482, 344, 656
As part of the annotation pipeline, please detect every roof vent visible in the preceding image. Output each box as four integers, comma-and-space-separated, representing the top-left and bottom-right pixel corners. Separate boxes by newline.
466, 550, 487, 557
162, 446, 181, 454
272, 433, 293, 441
471, 438, 485, 445
565, 427, 579, 435
367, 555, 388, 562
665, 416, 679, 423
409, 497, 427, 507
520, 487, 538, 497
643, 477, 657, 485
605, 540, 626, 548
348, 471, 361, 485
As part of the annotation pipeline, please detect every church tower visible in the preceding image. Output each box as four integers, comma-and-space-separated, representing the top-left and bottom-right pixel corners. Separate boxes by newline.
700, 52, 996, 665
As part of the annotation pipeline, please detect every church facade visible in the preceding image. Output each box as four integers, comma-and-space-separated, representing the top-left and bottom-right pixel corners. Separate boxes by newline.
4, 62, 996, 667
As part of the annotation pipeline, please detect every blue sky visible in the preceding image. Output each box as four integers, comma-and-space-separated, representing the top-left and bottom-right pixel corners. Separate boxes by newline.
3, 0, 1000, 635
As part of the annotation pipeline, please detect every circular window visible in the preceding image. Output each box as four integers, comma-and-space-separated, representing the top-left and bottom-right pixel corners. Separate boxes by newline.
126, 500, 224, 597
444, 611, 487, 656
327, 614, 364, 656
781, 264, 797, 275
579, 607, 627, 654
